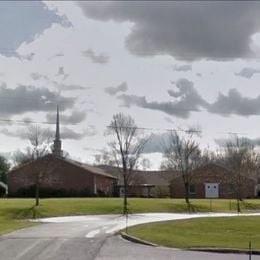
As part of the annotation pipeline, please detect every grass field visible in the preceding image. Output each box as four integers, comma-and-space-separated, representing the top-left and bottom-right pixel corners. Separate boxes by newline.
1, 197, 260, 235
127, 216, 260, 250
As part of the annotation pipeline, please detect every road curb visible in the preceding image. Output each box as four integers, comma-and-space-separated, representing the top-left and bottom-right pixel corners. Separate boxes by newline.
120, 232, 157, 247
189, 247, 260, 255
121, 232, 260, 255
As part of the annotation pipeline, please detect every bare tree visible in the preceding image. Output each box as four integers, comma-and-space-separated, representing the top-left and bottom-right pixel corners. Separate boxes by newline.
94, 149, 116, 166
223, 135, 256, 212
13, 126, 51, 166
13, 125, 52, 206
138, 157, 151, 171
163, 129, 202, 204
13, 148, 35, 166
27, 125, 51, 160
108, 113, 148, 214
29, 125, 52, 206
200, 148, 217, 165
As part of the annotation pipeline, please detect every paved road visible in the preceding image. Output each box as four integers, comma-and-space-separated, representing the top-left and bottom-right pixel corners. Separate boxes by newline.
1, 213, 260, 260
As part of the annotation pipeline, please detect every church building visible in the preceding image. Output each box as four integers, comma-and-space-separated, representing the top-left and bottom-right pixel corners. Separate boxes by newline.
7, 107, 117, 197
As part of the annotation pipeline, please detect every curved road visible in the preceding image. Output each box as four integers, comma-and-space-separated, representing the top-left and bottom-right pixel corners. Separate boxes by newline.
1, 213, 260, 260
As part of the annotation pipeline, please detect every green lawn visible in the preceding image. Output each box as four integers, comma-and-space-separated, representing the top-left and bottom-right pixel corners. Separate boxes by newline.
1, 197, 260, 235
127, 216, 260, 250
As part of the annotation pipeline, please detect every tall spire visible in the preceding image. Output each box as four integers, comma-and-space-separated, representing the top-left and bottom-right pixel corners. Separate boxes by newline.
52, 105, 63, 157
55, 105, 60, 140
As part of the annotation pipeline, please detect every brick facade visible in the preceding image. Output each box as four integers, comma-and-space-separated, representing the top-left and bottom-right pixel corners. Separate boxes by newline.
7, 154, 116, 196
170, 164, 256, 199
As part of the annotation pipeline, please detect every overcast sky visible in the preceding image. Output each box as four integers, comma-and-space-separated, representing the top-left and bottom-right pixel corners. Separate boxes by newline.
2, 1, 260, 169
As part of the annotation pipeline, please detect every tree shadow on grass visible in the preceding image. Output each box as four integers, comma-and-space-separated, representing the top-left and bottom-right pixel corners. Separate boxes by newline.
187, 202, 208, 213
15, 205, 40, 219
241, 201, 260, 211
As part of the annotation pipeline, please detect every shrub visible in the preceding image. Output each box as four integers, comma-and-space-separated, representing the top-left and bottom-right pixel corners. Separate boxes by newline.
8, 185, 92, 198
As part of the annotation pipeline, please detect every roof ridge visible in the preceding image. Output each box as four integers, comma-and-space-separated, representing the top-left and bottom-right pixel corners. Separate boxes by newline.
8, 154, 117, 179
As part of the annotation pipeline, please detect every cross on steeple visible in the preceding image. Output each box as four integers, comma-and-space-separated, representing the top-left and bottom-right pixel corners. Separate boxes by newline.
52, 105, 63, 157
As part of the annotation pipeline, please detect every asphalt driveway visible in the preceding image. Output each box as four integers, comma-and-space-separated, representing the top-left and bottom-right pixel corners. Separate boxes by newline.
1, 213, 260, 260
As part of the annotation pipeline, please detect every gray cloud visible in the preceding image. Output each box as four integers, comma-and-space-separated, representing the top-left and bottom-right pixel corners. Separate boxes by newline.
53, 82, 87, 91
60, 127, 88, 140
57, 126, 98, 140
0, 123, 96, 141
31, 73, 86, 91
0, 84, 76, 116
120, 87, 260, 118
78, 2, 260, 61
209, 89, 260, 116
172, 64, 192, 72
119, 78, 208, 118
0, 128, 86, 140
118, 95, 198, 119
235, 68, 260, 79
119, 94, 184, 116
18, 52, 35, 61
48, 52, 64, 61
144, 130, 201, 153
21, 117, 34, 124
31, 72, 49, 81
84, 125, 98, 137
82, 48, 109, 64
0, 128, 26, 139
119, 78, 260, 118
105, 81, 128, 96
56, 67, 69, 80
143, 133, 170, 153
167, 79, 205, 102
46, 110, 87, 124
54, 53, 64, 57
164, 117, 174, 124
0, 119, 12, 126
0, 127, 50, 140
215, 136, 260, 148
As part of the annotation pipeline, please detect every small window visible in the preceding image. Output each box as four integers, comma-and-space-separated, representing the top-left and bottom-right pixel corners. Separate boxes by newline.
189, 184, 196, 194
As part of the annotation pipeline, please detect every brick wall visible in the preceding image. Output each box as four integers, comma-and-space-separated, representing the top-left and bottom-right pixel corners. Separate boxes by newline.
8, 155, 115, 196
170, 164, 256, 199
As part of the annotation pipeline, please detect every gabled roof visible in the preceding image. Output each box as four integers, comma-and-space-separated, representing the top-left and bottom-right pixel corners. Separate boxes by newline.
192, 163, 257, 181
192, 163, 230, 174
63, 158, 117, 179
8, 154, 117, 180
170, 163, 257, 183
97, 165, 179, 185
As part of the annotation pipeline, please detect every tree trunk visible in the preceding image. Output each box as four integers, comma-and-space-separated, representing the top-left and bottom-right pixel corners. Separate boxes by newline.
236, 172, 241, 212
238, 173, 242, 201
35, 183, 39, 206
236, 198, 241, 213
123, 176, 128, 214
184, 182, 190, 205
